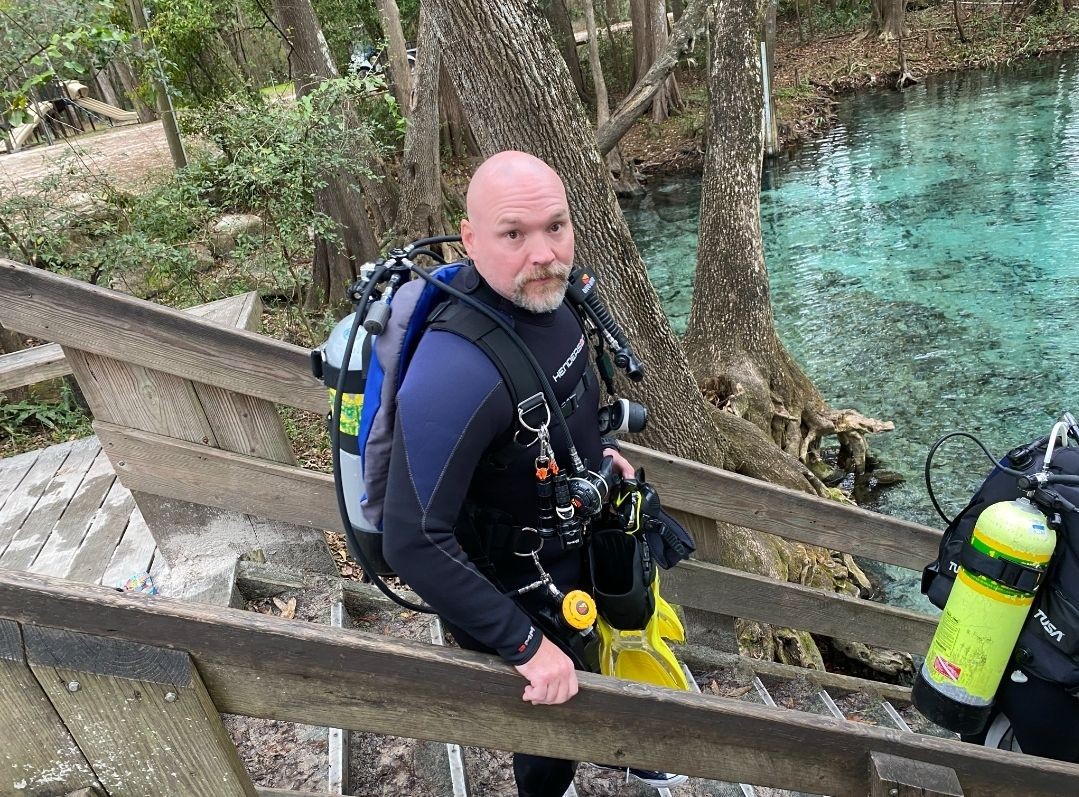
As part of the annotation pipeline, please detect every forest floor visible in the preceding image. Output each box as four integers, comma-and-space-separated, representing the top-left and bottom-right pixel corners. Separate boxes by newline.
621, 6, 1079, 174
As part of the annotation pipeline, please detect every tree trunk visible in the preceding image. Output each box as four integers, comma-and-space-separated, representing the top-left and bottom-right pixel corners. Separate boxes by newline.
649, 0, 682, 122
683, 0, 891, 485
583, 0, 642, 196
429, 0, 847, 669
110, 59, 156, 123
126, 0, 187, 169
629, 0, 651, 84
376, 0, 414, 114
629, 0, 681, 122
595, 0, 707, 156
395, 3, 451, 243
870, 0, 906, 40
92, 66, 121, 108
272, 0, 385, 312
544, 0, 589, 103
439, 64, 479, 158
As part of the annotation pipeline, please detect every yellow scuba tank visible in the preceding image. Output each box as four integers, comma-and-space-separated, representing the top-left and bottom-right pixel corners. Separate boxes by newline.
913, 497, 1056, 734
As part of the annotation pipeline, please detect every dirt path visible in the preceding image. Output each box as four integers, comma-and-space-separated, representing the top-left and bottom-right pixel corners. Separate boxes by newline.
0, 121, 175, 196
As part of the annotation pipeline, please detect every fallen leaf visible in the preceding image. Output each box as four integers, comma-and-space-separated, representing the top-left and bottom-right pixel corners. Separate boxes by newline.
272, 597, 297, 619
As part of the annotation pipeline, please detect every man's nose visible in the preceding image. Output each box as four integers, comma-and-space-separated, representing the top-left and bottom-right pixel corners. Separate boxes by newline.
528, 235, 557, 265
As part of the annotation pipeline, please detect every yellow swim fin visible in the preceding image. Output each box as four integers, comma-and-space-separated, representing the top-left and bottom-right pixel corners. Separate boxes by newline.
597, 610, 689, 691
652, 572, 685, 643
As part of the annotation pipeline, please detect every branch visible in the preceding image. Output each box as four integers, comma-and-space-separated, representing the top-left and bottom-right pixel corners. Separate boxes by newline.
594, 0, 710, 156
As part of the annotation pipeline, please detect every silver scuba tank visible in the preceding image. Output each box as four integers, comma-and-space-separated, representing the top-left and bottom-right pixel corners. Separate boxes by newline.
314, 312, 393, 576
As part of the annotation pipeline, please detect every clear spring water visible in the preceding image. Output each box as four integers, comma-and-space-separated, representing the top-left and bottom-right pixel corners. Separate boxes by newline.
621, 53, 1079, 610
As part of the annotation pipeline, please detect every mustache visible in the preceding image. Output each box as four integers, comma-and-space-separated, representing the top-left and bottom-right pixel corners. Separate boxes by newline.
515, 263, 572, 287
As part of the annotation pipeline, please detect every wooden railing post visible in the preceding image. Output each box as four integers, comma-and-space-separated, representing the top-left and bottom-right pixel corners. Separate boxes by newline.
868, 751, 964, 796
23, 624, 257, 796
60, 292, 336, 598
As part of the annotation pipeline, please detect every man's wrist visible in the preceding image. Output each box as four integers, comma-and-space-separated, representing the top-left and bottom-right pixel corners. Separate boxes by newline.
600, 436, 620, 452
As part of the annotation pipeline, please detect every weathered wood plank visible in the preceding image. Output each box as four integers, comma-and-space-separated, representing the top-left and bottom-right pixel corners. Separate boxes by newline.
93, 500, 150, 588
1, 259, 325, 412
0, 619, 98, 794
0, 342, 69, 391
95, 421, 336, 531
0, 447, 41, 511
63, 350, 219, 444
868, 751, 965, 796
30, 449, 115, 577
96, 422, 939, 653
2, 571, 1077, 797
328, 598, 350, 795
0, 437, 101, 570
185, 291, 259, 329
624, 443, 943, 571
25, 626, 257, 797
193, 384, 297, 463
0, 443, 72, 551
664, 559, 936, 656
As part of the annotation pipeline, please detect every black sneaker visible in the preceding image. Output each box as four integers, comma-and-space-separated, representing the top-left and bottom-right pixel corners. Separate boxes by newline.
594, 763, 688, 787
626, 768, 689, 788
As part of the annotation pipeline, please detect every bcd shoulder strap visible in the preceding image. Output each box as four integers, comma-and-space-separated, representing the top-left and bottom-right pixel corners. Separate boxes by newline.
425, 290, 591, 460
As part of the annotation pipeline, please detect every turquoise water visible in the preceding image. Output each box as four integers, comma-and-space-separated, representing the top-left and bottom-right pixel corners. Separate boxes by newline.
622, 53, 1079, 609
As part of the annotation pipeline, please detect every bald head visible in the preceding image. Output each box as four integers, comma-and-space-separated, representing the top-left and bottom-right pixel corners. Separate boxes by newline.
461, 151, 575, 313
466, 151, 568, 222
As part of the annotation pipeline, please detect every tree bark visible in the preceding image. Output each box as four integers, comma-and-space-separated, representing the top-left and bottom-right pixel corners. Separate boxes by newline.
272, 0, 385, 311
395, 3, 450, 243
377, 0, 414, 114
439, 63, 479, 158
92, 66, 121, 108
648, 0, 682, 122
870, 0, 906, 40
684, 0, 891, 483
583, 0, 642, 196
126, 0, 187, 169
544, 0, 589, 103
429, 0, 851, 668
595, 0, 707, 156
110, 59, 156, 123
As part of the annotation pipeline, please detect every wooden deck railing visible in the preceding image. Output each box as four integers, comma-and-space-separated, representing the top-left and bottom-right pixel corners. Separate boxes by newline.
0, 257, 944, 657
4, 569, 1079, 797
5, 257, 1062, 795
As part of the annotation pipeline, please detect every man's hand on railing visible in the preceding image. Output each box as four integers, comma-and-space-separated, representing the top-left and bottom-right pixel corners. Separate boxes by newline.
514, 635, 578, 705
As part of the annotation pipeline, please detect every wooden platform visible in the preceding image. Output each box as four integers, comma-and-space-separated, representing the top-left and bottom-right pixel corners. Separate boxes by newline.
0, 436, 160, 587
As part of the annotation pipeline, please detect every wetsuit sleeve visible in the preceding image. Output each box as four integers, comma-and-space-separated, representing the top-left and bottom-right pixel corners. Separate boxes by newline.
381, 330, 543, 664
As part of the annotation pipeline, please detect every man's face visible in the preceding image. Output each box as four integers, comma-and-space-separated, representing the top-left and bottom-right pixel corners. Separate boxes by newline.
461, 170, 575, 313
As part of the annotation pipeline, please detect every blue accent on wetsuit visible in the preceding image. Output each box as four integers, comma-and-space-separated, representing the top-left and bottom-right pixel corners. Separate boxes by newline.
381, 265, 603, 665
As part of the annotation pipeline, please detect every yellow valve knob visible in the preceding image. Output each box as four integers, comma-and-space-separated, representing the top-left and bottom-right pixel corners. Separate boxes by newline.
562, 590, 597, 630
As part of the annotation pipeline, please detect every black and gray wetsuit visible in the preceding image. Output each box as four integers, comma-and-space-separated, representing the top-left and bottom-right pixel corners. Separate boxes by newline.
381, 265, 603, 665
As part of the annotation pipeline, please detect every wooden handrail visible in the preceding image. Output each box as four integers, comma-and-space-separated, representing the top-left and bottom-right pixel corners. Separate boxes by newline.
0, 259, 325, 413
3, 570, 1077, 797
0, 258, 942, 569
95, 421, 937, 654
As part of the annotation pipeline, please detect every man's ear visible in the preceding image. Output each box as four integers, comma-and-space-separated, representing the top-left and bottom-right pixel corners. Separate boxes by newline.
460, 218, 474, 255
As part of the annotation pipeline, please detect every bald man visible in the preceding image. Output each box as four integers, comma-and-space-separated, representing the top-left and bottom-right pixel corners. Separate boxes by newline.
380, 152, 646, 796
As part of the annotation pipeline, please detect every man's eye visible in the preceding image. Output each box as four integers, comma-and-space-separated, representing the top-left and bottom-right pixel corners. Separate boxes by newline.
506, 231, 519, 240
549, 222, 562, 232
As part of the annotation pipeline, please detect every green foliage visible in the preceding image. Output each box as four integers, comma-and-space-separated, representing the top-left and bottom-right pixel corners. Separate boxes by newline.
0, 383, 92, 447
0, 0, 131, 126
0, 150, 211, 291
802, 0, 871, 34
182, 76, 379, 224
311, 0, 421, 73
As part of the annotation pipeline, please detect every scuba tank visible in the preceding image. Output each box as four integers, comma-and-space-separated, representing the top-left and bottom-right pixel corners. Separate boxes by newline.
913, 497, 1056, 735
312, 312, 393, 576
